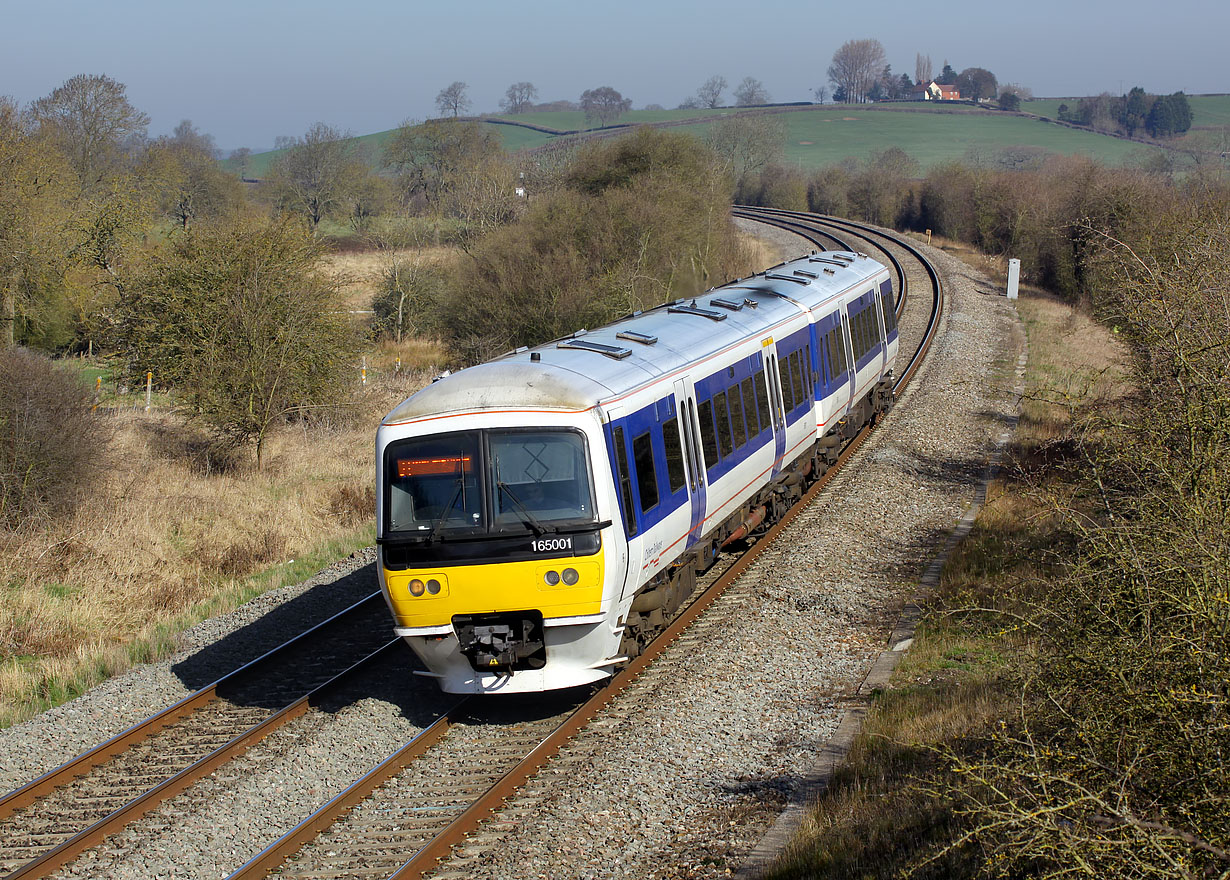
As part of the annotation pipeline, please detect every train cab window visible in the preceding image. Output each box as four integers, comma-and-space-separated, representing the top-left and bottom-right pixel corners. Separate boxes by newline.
387, 432, 483, 534
698, 399, 720, 473
491, 430, 595, 529
740, 377, 758, 435
729, 384, 747, 449
778, 356, 795, 412
661, 416, 686, 494
714, 390, 734, 457
632, 430, 659, 514
612, 426, 638, 536
753, 371, 771, 431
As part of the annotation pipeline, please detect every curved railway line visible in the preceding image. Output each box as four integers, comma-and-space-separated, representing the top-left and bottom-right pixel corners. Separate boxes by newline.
0, 210, 947, 880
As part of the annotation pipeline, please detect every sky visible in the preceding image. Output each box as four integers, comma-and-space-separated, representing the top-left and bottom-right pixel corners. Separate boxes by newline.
2, 0, 1225, 152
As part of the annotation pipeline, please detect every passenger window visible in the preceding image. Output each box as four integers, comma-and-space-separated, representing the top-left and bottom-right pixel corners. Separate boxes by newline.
729, 383, 747, 448
698, 399, 719, 472
661, 416, 686, 494
789, 351, 805, 407
805, 344, 814, 393
612, 426, 637, 536
740, 377, 757, 434
632, 430, 658, 513
778, 356, 795, 412
753, 371, 771, 431
714, 390, 734, 457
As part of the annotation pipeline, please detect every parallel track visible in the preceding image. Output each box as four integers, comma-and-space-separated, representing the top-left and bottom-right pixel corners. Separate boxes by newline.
222, 211, 946, 880
0, 595, 410, 879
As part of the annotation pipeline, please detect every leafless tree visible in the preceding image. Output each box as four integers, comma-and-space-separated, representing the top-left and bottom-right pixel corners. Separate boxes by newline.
828, 39, 887, 104
733, 77, 771, 107
28, 73, 150, 184
500, 82, 538, 114
579, 87, 631, 128
265, 122, 368, 228
435, 81, 471, 117
696, 75, 727, 109
812, 85, 828, 104
707, 114, 786, 181
915, 53, 933, 85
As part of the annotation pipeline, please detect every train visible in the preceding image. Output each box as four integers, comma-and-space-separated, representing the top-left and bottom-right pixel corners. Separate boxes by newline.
375, 250, 898, 693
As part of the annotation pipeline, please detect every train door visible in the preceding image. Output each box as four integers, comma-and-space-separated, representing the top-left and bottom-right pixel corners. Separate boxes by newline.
603, 405, 635, 602
673, 379, 707, 549
841, 311, 857, 409
873, 291, 888, 372
761, 341, 787, 476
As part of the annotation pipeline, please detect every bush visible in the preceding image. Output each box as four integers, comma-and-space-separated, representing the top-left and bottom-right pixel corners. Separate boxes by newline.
112, 219, 354, 468
435, 128, 751, 361
0, 348, 109, 526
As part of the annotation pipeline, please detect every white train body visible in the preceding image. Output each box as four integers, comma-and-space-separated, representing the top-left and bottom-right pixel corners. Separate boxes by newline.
375, 251, 898, 693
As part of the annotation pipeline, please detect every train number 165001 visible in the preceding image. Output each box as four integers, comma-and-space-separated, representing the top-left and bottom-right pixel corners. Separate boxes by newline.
532, 536, 572, 553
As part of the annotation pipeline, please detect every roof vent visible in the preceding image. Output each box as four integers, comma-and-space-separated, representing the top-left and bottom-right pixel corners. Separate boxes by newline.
557, 338, 632, 359
616, 330, 658, 345
793, 269, 819, 279
668, 301, 727, 321
709, 297, 745, 311
764, 272, 810, 285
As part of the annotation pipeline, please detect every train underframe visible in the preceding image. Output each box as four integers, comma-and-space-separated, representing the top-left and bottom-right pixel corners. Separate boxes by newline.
617, 378, 894, 659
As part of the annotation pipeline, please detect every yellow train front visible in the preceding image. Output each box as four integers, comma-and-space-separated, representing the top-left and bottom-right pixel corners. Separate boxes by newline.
375, 363, 628, 694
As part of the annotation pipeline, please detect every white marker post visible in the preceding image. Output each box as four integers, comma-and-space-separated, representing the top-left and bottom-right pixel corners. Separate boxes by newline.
1007, 258, 1020, 300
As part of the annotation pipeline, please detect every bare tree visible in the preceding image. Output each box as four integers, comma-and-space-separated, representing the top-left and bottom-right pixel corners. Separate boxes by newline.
435, 81, 471, 118
915, 53, 933, 85
579, 87, 631, 128
733, 77, 771, 107
827, 39, 887, 104
265, 122, 367, 228
696, 75, 727, 109
812, 85, 828, 104
500, 82, 538, 114
707, 114, 786, 181
28, 73, 150, 184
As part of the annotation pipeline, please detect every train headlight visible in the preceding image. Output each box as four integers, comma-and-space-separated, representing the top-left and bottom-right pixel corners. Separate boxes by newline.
544, 570, 561, 586
426, 579, 441, 595
562, 567, 579, 585
409, 578, 426, 597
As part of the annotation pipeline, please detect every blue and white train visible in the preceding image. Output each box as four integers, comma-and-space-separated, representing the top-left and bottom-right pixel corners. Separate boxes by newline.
375, 251, 898, 693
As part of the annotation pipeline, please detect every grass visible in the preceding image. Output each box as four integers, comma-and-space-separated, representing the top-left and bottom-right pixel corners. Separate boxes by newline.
0, 252, 454, 727
230, 102, 1181, 181
766, 258, 1134, 878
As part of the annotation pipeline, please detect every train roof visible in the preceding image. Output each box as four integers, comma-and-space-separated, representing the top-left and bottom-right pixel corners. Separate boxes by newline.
382, 251, 884, 426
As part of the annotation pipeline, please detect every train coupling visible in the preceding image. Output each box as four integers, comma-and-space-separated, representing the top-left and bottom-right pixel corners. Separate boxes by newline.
453, 611, 546, 672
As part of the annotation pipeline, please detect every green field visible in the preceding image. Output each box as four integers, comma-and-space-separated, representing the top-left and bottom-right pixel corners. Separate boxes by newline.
233, 99, 1203, 180
1025, 94, 1230, 126
672, 105, 1163, 168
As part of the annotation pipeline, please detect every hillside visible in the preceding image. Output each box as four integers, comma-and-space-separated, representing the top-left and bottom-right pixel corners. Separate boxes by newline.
229, 97, 1230, 179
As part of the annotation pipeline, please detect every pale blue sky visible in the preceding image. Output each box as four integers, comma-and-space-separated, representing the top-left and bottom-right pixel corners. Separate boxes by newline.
1, 0, 1223, 151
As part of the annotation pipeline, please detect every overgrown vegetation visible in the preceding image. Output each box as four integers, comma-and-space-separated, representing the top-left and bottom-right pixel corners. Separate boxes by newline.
0, 347, 110, 526
422, 128, 756, 361
771, 193, 1230, 877
112, 220, 354, 468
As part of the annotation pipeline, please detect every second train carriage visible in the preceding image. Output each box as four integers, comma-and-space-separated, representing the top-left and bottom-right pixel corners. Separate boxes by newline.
375, 251, 898, 694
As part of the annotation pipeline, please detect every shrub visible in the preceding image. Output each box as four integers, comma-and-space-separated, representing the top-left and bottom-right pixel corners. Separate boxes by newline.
0, 348, 109, 526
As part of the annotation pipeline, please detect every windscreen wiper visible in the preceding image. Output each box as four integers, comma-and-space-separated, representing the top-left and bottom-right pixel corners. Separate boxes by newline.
496, 480, 554, 536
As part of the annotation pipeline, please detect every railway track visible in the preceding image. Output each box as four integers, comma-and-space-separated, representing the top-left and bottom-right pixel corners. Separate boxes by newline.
1, 211, 946, 880
0, 595, 410, 879
216, 211, 946, 880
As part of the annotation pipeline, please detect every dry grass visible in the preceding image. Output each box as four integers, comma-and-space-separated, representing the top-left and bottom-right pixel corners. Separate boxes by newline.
0, 369, 431, 728
321, 246, 461, 312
